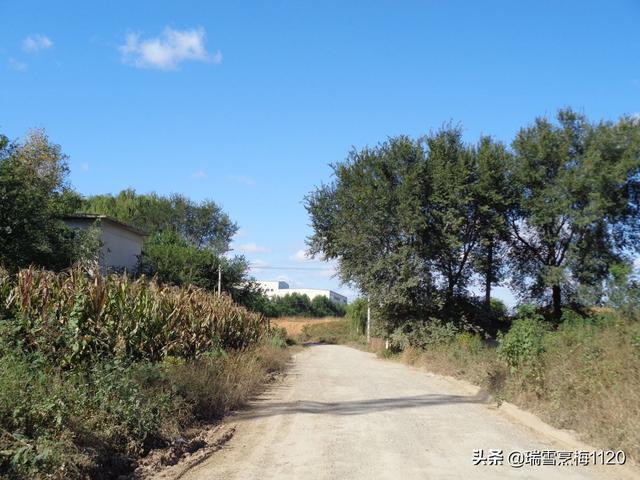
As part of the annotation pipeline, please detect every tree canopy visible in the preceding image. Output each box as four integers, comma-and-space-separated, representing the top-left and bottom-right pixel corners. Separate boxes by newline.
306, 109, 640, 327
0, 130, 85, 272
81, 189, 259, 303
82, 189, 237, 252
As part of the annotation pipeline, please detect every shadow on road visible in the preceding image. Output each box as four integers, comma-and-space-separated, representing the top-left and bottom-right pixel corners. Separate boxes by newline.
238, 393, 485, 420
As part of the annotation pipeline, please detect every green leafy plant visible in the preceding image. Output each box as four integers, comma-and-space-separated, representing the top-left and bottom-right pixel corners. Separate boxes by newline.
497, 305, 549, 372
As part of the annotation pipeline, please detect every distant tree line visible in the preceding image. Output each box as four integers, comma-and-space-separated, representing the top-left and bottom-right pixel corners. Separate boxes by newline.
254, 292, 346, 318
305, 109, 640, 333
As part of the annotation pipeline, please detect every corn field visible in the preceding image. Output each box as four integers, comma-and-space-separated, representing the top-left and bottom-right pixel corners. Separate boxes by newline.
0, 266, 270, 366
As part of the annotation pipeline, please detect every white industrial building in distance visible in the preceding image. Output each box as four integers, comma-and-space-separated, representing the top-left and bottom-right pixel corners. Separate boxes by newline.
257, 281, 348, 305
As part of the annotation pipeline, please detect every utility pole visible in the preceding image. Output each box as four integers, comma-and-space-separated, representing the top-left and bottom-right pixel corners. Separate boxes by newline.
367, 297, 371, 344
217, 264, 222, 296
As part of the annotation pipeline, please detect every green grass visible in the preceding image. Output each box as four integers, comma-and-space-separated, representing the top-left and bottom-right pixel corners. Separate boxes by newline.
0, 338, 289, 479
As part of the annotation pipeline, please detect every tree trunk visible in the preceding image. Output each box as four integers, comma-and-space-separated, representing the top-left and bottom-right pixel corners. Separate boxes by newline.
484, 241, 493, 308
446, 276, 455, 303
552, 284, 562, 320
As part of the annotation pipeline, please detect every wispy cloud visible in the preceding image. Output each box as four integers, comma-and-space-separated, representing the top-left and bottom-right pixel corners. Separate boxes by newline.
248, 259, 269, 271
80, 162, 90, 172
226, 174, 256, 187
119, 27, 220, 70
314, 267, 337, 278
237, 242, 271, 254
23, 34, 53, 53
289, 249, 313, 262
7, 57, 27, 71
191, 170, 208, 180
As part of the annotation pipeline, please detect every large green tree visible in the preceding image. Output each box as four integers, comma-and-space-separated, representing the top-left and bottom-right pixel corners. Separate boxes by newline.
472, 136, 513, 307
82, 189, 237, 251
82, 189, 252, 299
0, 130, 83, 271
306, 136, 435, 331
508, 109, 640, 319
423, 127, 480, 301
139, 230, 260, 305
306, 109, 640, 329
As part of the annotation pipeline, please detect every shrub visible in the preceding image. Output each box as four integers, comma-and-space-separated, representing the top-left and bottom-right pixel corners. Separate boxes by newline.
497, 305, 549, 372
489, 298, 509, 320
454, 332, 484, 355
389, 318, 459, 352
0, 337, 289, 479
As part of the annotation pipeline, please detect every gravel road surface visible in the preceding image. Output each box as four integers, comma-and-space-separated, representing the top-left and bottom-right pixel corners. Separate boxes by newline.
178, 345, 632, 480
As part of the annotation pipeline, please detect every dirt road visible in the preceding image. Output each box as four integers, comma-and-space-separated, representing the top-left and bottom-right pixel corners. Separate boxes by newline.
177, 345, 632, 480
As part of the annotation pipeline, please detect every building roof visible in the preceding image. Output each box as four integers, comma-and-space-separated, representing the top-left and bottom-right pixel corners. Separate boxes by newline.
64, 213, 147, 236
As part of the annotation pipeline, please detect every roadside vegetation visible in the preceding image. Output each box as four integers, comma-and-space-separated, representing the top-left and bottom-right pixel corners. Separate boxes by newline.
305, 109, 640, 459
0, 131, 290, 479
283, 299, 368, 344
385, 305, 640, 461
0, 266, 288, 479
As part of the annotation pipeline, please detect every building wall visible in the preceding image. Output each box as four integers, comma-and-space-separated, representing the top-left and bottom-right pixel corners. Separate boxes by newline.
100, 222, 143, 273
64, 218, 143, 273
257, 280, 290, 293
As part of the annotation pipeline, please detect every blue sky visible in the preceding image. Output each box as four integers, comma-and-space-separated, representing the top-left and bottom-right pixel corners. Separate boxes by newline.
1, 1, 639, 305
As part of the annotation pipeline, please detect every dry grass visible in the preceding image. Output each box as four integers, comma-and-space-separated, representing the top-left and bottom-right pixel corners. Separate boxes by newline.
166, 342, 290, 421
386, 317, 640, 461
271, 317, 338, 336
293, 319, 366, 345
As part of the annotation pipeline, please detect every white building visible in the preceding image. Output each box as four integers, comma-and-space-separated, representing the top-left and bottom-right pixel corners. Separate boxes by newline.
64, 214, 145, 273
258, 280, 291, 294
256, 280, 347, 304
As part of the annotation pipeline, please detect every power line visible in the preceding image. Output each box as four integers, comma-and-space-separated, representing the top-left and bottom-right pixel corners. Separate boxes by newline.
248, 264, 334, 271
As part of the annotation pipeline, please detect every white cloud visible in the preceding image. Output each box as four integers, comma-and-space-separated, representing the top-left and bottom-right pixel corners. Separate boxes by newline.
314, 268, 337, 278
191, 170, 208, 180
23, 34, 53, 53
237, 242, 271, 254
290, 249, 313, 262
80, 162, 89, 172
313, 261, 339, 278
119, 27, 220, 70
226, 174, 256, 187
248, 259, 269, 271
7, 57, 27, 71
